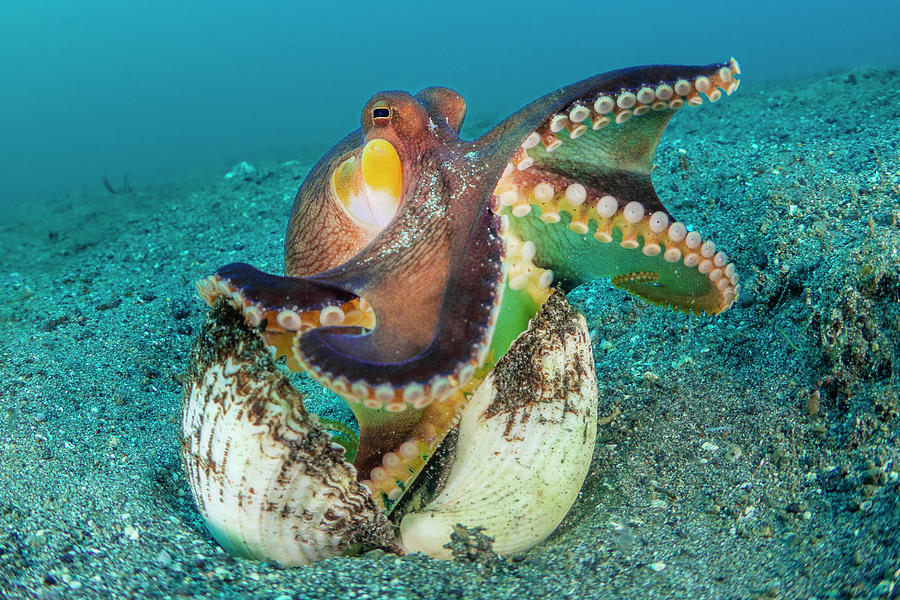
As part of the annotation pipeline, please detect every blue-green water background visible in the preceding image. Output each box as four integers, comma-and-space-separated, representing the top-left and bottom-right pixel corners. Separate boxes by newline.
1, 0, 898, 206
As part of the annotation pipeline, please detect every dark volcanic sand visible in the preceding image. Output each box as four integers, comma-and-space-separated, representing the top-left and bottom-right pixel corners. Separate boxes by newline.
1, 66, 898, 599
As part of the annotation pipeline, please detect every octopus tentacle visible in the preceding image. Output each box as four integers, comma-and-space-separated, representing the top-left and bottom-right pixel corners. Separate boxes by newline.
196, 266, 375, 371
485, 58, 741, 314
479, 59, 740, 154
357, 388, 471, 513
196, 265, 371, 331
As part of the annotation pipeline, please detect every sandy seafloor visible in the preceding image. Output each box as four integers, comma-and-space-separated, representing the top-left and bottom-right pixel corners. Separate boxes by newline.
1, 66, 899, 600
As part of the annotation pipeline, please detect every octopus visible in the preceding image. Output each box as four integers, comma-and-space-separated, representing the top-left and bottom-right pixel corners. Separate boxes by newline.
189, 58, 742, 559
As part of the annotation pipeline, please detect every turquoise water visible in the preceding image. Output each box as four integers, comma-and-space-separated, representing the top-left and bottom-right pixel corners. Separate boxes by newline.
1, 0, 897, 206
2, 3, 900, 598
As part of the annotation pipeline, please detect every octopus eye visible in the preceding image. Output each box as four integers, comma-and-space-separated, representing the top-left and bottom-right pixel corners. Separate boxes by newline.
372, 106, 391, 122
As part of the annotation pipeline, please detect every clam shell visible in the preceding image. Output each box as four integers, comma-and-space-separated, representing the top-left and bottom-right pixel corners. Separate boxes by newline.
180, 303, 393, 566
399, 291, 598, 558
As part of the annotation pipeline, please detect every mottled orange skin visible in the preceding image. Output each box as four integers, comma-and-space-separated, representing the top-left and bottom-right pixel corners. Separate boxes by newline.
284, 87, 467, 278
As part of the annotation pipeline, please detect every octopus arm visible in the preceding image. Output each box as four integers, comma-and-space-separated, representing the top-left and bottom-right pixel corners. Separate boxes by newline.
297, 173, 506, 410
485, 60, 742, 314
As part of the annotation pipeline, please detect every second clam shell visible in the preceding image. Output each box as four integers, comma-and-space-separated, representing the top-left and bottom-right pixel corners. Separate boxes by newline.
398, 291, 598, 558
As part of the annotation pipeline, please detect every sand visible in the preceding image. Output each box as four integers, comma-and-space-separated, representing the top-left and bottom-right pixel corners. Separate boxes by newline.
1, 66, 898, 599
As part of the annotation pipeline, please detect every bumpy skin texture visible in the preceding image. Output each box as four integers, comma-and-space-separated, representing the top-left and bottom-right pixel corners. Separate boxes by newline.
197, 60, 741, 506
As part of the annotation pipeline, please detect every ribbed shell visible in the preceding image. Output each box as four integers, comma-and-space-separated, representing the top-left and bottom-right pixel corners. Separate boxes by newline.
181, 303, 392, 566
399, 291, 597, 558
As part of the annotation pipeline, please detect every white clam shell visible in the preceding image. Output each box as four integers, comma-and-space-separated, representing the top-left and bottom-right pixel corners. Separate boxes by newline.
399, 291, 598, 558
181, 304, 392, 566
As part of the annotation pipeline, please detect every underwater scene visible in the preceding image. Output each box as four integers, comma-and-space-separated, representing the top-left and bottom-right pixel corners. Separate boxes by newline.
1, 1, 899, 599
